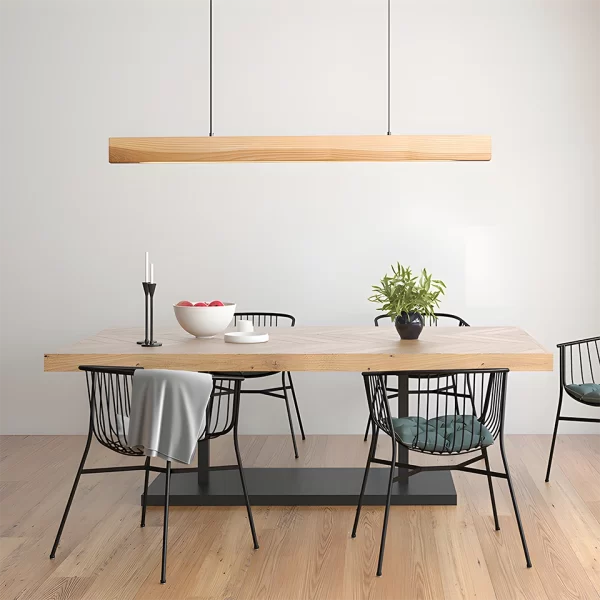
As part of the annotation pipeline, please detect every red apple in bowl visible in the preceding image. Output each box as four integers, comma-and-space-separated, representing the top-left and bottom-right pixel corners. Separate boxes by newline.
209, 300, 224, 307
194, 302, 209, 307
176, 300, 193, 307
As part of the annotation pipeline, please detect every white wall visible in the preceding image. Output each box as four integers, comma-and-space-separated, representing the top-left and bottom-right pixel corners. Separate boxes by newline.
1, 0, 599, 435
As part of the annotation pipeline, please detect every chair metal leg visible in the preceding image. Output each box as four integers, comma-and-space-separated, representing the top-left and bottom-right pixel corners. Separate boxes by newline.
286, 372, 306, 440
499, 436, 532, 568
545, 389, 563, 482
352, 426, 378, 537
50, 428, 93, 559
377, 434, 397, 576
452, 376, 461, 415
482, 447, 500, 531
281, 374, 299, 459
363, 416, 372, 442
141, 456, 151, 527
160, 461, 171, 584
234, 423, 259, 549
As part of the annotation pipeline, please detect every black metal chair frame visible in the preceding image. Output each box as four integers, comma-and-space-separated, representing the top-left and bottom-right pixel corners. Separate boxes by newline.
364, 313, 470, 441
545, 336, 600, 482
230, 312, 305, 458
49, 366, 258, 584
353, 368, 531, 576
373, 313, 470, 328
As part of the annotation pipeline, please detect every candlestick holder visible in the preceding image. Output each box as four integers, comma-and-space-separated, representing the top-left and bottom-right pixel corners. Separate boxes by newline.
137, 282, 149, 345
137, 282, 162, 347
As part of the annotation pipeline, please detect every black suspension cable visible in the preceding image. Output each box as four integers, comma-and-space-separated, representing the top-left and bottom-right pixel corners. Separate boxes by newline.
209, 0, 213, 136
387, 0, 391, 135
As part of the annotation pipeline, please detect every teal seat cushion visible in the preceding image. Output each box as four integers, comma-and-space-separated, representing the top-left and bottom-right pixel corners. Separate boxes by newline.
565, 383, 600, 404
392, 415, 494, 453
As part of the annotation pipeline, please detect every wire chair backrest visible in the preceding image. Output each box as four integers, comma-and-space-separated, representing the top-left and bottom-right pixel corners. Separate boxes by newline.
374, 313, 469, 327
234, 312, 295, 327
363, 369, 509, 455
80, 366, 245, 456
558, 336, 600, 386
201, 376, 243, 439
80, 366, 142, 456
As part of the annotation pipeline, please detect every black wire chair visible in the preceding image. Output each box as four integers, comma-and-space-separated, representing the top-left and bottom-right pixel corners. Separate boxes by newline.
353, 369, 531, 576
373, 313, 470, 328
364, 313, 470, 441
226, 312, 305, 459
49, 366, 258, 584
545, 336, 600, 482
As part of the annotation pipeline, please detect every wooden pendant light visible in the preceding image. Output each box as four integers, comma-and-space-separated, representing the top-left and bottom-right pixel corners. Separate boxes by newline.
109, 135, 491, 163
109, 2, 491, 164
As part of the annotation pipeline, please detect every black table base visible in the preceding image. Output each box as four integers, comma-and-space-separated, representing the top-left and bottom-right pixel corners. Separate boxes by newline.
144, 467, 456, 507
145, 375, 457, 507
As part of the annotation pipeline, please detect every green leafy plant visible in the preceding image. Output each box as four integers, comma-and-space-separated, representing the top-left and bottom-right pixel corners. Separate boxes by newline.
368, 263, 446, 320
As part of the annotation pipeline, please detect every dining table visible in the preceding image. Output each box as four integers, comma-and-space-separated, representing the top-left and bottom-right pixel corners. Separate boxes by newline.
44, 325, 552, 507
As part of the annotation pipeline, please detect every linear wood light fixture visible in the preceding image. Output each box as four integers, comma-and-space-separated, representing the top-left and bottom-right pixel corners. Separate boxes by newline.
109, 1, 491, 164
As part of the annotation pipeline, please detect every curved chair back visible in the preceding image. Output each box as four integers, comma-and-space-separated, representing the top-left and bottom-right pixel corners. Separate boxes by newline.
374, 313, 469, 327
202, 376, 244, 439
234, 312, 295, 327
79, 366, 143, 456
558, 337, 600, 386
363, 369, 509, 455
79, 366, 245, 455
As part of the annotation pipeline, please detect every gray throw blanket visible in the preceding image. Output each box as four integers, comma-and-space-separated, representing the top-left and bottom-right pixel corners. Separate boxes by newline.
127, 370, 213, 464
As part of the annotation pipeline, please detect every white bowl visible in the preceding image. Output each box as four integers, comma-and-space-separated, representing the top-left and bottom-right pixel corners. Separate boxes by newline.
173, 302, 236, 338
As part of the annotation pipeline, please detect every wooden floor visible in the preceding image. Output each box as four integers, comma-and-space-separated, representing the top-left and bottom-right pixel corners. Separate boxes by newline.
0, 434, 599, 600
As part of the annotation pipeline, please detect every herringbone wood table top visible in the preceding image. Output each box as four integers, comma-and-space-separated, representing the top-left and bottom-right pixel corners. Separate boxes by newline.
44, 325, 552, 372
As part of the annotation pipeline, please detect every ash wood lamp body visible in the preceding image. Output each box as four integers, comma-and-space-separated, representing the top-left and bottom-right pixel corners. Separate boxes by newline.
44, 325, 551, 508
108, 135, 491, 163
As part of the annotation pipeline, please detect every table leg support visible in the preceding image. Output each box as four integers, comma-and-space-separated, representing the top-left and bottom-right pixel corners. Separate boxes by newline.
397, 374, 409, 484
197, 438, 210, 485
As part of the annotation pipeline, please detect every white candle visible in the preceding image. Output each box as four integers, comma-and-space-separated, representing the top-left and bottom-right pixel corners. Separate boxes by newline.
150, 263, 154, 284
145, 252, 149, 282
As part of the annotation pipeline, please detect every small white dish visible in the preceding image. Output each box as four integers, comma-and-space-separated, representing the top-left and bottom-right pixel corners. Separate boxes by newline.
224, 332, 269, 344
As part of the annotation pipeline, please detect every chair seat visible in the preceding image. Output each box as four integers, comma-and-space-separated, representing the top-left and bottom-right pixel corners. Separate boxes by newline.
392, 415, 494, 453
565, 383, 600, 404
213, 371, 279, 379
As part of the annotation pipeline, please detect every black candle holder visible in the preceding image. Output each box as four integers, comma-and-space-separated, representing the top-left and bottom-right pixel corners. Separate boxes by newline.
137, 282, 162, 347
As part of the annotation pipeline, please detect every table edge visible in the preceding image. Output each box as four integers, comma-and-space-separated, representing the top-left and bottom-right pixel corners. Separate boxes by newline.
44, 352, 554, 373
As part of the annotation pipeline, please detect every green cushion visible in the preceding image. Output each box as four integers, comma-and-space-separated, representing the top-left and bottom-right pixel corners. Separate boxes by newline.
565, 383, 600, 404
392, 415, 494, 453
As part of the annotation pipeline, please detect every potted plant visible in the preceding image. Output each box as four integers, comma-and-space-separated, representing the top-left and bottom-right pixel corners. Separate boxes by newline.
368, 263, 446, 340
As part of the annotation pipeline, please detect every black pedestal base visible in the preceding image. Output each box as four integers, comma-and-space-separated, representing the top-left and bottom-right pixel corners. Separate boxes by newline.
145, 468, 456, 507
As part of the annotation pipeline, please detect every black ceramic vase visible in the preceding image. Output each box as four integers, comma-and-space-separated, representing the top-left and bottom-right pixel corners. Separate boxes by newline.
394, 312, 425, 340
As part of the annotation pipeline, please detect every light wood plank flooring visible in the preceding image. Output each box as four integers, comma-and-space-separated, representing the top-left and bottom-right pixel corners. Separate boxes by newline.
0, 434, 598, 600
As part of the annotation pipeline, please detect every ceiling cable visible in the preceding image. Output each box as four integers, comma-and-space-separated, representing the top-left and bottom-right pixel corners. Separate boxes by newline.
387, 0, 391, 135
209, 0, 213, 136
